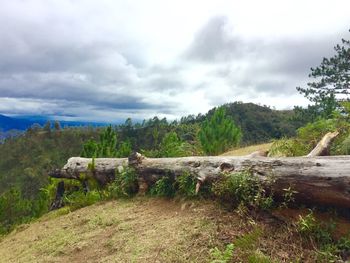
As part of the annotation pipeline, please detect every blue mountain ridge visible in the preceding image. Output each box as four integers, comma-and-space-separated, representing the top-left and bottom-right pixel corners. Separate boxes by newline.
0, 114, 109, 132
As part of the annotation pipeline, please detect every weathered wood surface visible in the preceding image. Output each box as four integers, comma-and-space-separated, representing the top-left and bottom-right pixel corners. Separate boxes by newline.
49, 158, 128, 185
307, 131, 339, 157
50, 154, 350, 209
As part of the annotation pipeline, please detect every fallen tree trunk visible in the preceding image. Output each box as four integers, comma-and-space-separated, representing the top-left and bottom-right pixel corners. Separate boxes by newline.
49, 158, 128, 185
50, 154, 350, 209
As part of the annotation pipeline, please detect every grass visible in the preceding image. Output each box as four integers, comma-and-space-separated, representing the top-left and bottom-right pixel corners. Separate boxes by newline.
0, 198, 219, 263
221, 142, 272, 156
1, 197, 349, 262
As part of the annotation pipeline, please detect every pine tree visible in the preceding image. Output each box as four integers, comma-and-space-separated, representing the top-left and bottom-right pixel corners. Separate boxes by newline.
97, 125, 117, 157
81, 139, 98, 158
199, 107, 241, 155
297, 30, 350, 117
81, 126, 117, 158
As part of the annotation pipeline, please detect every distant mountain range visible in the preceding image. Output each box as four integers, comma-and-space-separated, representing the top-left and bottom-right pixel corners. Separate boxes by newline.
0, 114, 108, 132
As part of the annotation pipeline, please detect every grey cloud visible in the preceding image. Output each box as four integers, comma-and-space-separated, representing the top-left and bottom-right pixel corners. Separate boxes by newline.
0, 1, 178, 119
190, 18, 345, 97
0, 1, 349, 121
185, 16, 247, 62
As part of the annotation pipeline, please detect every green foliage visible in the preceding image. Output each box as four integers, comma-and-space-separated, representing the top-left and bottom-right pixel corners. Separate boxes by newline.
281, 186, 298, 207
107, 167, 138, 198
176, 171, 197, 198
0, 126, 99, 198
159, 132, 192, 157
0, 126, 100, 235
64, 190, 102, 211
149, 172, 199, 198
81, 125, 117, 158
142, 131, 197, 158
297, 31, 350, 117
269, 118, 350, 157
248, 252, 274, 263
210, 243, 235, 263
199, 107, 242, 155
268, 138, 307, 157
297, 119, 337, 146
234, 228, 262, 251
337, 236, 350, 256
295, 210, 350, 261
207, 102, 303, 144
0, 188, 32, 234
117, 140, 132, 157
81, 139, 98, 158
150, 176, 176, 198
297, 211, 318, 236
81, 126, 133, 158
97, 125, 117, 157
212, 171, 274, 210
0, 187, 49, 235
339, 134, 350, 155
296, 211, 334, 245
340, 101, 350, 118
232, 228, 273, 262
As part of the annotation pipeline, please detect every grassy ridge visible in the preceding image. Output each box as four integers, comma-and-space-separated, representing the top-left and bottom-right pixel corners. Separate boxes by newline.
1, 198, 349, 262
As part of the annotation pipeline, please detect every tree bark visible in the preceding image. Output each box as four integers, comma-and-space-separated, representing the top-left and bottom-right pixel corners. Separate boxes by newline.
49, 157, 128, 185
307, 131, 339, 157
50, 154, 350, 209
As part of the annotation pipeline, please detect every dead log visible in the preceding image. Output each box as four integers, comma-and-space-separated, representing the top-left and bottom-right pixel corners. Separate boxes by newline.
50, 154, 350, 209
49, 157, 128, 185
307, 131, 339, 157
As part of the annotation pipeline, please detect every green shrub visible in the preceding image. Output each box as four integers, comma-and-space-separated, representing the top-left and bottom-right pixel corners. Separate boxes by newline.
339, 135, 350, 155
0, 188, 33, 235
269, 118, 350, 157
212, 171, 274, 210
296, 210, 334, 245
281, 186, 298, 208
64, 190, 102, 210
159, 132, 192, 157
150, 177, 176, 198
210, 243, 235, 263
248, 251, 274, 263
316, 244, 341, 262
117, 140, 132, 157
295, 210, 350, 261
176, 171, 197, 198
298, 118, 350, 156
234, 228, 262, 251
297, 119, 337, 146
107, 167, 138, 198
268, 138, 307, 157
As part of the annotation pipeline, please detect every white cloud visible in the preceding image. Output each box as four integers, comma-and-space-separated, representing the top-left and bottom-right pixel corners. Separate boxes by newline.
0, 0, 349, 121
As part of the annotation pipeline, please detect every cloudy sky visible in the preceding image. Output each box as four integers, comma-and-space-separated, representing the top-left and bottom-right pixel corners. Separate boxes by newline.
0, 0, 349, 122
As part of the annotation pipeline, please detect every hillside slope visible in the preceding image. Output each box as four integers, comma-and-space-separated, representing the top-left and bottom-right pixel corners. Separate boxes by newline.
0, 198, 221, 263
221, 142, 272, 156
1, 198, 344, 263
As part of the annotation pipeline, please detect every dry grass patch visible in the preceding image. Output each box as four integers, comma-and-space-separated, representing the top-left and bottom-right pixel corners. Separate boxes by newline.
1, 197, 349, 262
0, 198, 219, 263
221, 143, 272, 156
